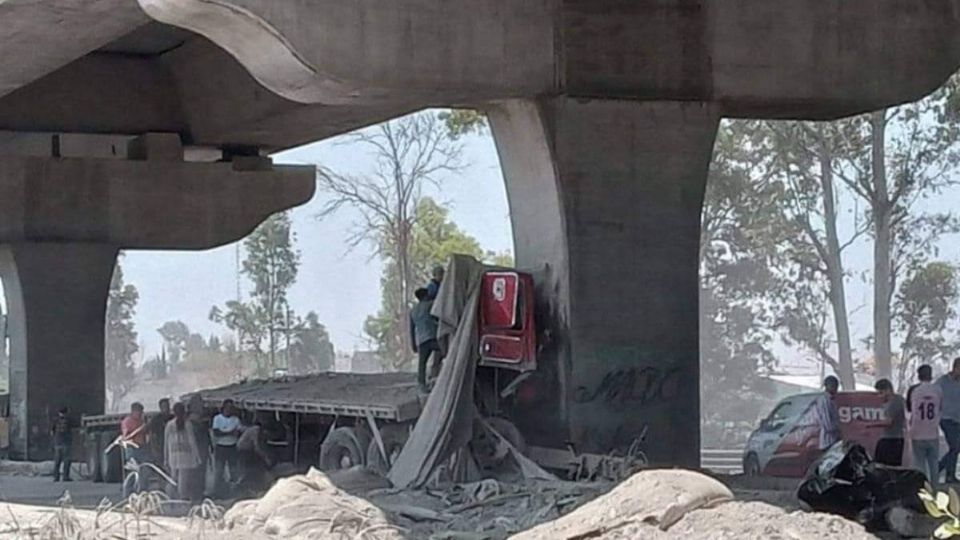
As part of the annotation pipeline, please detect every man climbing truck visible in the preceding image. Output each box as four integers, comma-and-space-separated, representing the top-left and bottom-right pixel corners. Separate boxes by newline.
82, 255, 644, 482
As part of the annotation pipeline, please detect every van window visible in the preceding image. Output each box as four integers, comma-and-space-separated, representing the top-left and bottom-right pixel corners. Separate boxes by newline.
764, 396, 815, 430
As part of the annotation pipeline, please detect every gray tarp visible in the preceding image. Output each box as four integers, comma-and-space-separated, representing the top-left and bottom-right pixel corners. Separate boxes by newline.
388, 254, 486, 488
389, 255, 555, 488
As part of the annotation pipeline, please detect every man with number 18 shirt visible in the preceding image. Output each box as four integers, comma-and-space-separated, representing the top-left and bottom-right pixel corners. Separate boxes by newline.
909, 364, 942, 490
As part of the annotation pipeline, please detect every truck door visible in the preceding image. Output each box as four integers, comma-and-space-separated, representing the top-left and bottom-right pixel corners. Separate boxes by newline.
478, 271, 536, 372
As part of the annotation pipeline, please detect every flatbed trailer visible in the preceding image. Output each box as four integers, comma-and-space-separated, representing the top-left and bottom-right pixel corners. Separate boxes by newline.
82, 371, 426, 480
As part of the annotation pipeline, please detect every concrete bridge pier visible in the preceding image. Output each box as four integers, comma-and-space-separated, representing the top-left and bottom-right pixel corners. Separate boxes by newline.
0, 134, 316, 459
490, 99, 719, 467
0, 243, 118, 459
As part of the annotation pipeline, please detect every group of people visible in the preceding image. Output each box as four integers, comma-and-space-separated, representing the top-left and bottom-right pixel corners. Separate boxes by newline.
117, 397, 272, 501
410, 265, 445, 392
816, 358, 960, 491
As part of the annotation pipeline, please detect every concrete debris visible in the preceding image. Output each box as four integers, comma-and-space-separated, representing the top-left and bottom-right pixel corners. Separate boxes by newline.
224, 467, 405, 539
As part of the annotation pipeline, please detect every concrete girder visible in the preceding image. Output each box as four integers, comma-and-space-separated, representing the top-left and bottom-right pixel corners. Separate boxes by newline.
0, 156, 316, 249
0, 41, 424, 151
0, 54, 187, 137
136, 0, 556, 106
137, 0, 960, 120
489, 99, 719, 466
0, 0, 148, 99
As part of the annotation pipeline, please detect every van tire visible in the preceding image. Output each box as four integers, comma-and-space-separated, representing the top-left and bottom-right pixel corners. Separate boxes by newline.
319, 427, 367, 471
743, 453, 761, 477
365, 424, 410, 475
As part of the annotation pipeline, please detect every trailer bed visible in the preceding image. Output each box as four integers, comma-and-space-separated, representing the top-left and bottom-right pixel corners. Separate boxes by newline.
183, 371, 422, 422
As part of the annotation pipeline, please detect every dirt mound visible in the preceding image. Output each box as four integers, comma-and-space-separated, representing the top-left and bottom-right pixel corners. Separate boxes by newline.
511, 470, 878, 540
225, 467, 404, 539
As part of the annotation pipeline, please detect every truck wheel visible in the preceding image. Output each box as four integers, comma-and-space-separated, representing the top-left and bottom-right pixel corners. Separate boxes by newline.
472, 417, 526, 471
365, 424, 410, 475
319, 427, 367, 471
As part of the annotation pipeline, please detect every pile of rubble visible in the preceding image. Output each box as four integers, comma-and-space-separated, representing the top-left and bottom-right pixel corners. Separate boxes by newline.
216, 467, 882, 540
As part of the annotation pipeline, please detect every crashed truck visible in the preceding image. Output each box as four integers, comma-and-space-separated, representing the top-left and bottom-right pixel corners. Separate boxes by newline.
82, 255, 647, 486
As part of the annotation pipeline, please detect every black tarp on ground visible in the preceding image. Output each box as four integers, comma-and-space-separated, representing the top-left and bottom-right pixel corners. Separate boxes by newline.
797, 441, 926, 530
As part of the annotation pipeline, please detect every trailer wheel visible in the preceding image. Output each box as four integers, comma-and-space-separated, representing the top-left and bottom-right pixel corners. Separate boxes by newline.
319, 427, 367, 471
472, 417, 526, 471
365, 424, 410, 475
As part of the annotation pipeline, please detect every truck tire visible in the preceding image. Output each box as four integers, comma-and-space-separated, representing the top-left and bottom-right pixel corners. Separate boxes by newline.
319, 427, 367, 471
365, 424, 410, 475
472, 417, 527, 471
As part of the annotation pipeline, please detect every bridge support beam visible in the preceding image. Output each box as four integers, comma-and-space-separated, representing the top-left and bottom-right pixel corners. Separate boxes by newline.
490, 98, 719, 467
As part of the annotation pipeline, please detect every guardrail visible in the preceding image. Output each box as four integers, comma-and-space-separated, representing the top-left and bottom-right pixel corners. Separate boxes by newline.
701, 448, 743, 475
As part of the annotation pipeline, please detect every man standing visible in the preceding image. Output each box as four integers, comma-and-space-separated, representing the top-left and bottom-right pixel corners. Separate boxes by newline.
911, 364, 943, 490
51, 407, 73, 482
426, 265, 444, 300
410, 288, 440, 392
939, 358, 960, 483
120, 402, 147, 497
873, 379, 906, 466
212, 399, 242, 497
814, 376, 841, 451
146, 398, 172, 489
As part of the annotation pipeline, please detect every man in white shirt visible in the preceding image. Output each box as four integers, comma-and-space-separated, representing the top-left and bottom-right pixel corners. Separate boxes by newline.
211, 399, 242, 497
815, 376, 841, 450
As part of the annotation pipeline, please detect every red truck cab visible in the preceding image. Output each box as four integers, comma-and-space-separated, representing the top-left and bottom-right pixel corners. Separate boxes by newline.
478, 271, 537, 373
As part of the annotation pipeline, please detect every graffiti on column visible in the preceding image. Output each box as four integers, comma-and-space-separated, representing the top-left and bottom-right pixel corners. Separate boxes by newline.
573, 365, 685, 407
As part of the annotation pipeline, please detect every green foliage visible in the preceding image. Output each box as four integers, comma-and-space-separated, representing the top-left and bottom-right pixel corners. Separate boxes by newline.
895, 262, 960, 389
365, 197, 508, 370
157, 320, 189, 366
289, 311, 335, 374
105, 255, 139, 411
700, 120, 785, 444
210, 212, 335, 377
438, 109, 487, 139
920, 486, 960, 538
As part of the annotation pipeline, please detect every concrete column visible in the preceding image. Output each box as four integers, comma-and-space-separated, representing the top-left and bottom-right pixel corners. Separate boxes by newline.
0, 243, 118, 459
489, 98, 719, 467
0, 141, 315, 459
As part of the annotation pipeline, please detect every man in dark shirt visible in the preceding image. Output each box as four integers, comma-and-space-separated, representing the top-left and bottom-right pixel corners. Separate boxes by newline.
874, 378, 906, 466
147, 398, 172, 486
51, 407, 73, 482
410, 288, 440, 392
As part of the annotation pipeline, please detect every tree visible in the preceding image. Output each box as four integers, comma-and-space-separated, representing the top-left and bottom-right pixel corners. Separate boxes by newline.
835, 79, 960, 379
288, 311, 336, 375
105, 256, 139, 411
894, 262, 960, 391
438, 109, 487, 139
157, 320, 190, 368
700, 120, 785, 444
317, 111, 465, 370
242, 211, 300, 372
210, 212, 306, 377
759, 119, 865, 390
364, 197, 501, 370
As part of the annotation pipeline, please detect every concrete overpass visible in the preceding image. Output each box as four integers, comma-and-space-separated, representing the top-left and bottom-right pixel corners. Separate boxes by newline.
1, 0, 959, 461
